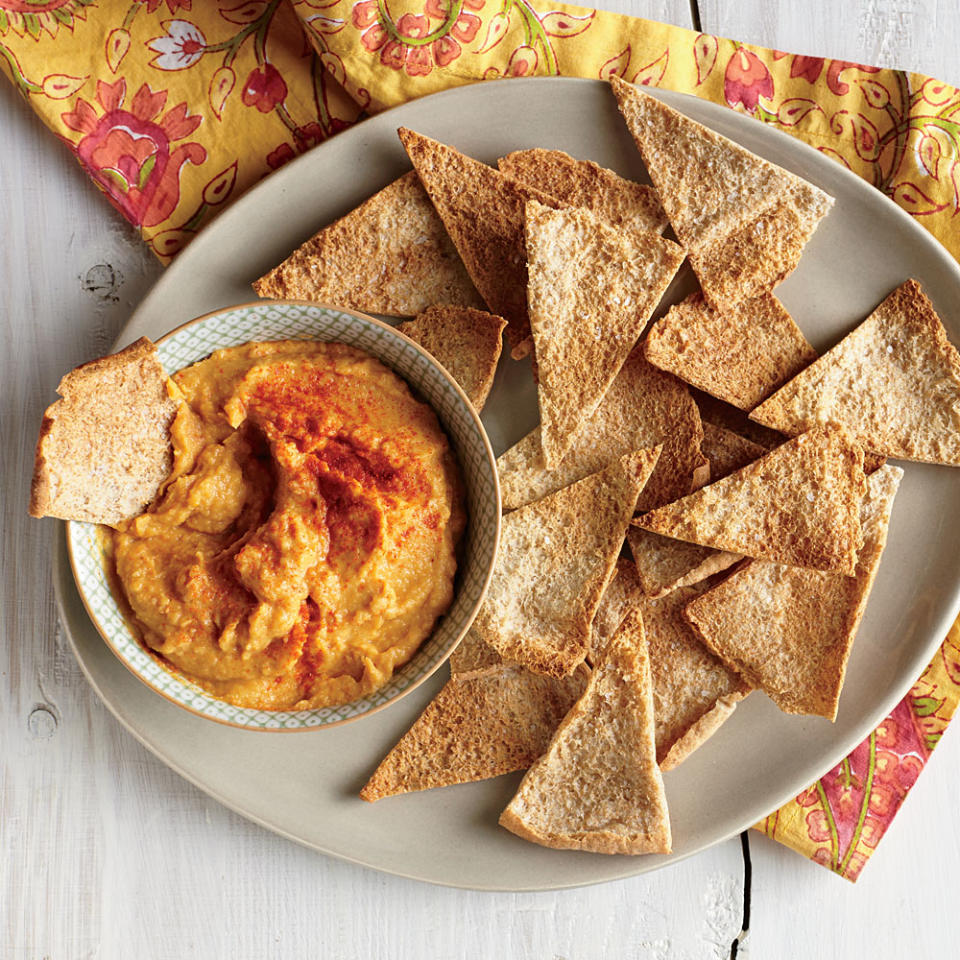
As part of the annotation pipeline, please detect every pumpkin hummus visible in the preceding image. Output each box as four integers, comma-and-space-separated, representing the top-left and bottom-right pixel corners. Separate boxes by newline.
109, 340, 465, 711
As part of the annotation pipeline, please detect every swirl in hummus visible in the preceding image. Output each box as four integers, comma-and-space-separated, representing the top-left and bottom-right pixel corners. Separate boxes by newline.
109, 340, 465, 711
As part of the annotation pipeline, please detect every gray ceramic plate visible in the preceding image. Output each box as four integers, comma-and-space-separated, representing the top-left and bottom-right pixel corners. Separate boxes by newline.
55, 77, 960, 890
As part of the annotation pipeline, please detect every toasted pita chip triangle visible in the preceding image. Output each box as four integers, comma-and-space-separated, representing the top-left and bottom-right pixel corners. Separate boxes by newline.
397, 128, 562, 356
499, 608, 671, 854
498, 347, 707, 513
398, 305, 505, 411
644, 293, 817, 410
693, 387, 785, 449
685, 465, 902, 719
638, 580, 751, 769
592, 562, 749, 768
627, 423, 765, 597
700, 421, 770, 477
627, 528, 740, 599
526, 201, 685, 467
449, 625, 505, 677
30, 338, 178, 524
635, 424, 866, 574
498, 148, 668, 234
610, 77, 833, 306
252, 172, 483, 316
751, 280, 960, 464
590, 557, 646, 662
475, 447, 661, 678
359, 663, 589, 801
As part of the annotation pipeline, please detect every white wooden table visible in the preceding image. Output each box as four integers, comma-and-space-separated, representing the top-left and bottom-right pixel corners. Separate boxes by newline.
4, 2, 960, 956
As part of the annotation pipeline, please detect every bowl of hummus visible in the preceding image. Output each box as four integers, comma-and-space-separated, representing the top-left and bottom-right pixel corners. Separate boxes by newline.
67, 301, 500, 729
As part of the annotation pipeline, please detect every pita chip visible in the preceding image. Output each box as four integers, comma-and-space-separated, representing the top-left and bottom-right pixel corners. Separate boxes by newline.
610, 77, 833, 306
751, 279, 960, 464
359, 663, 588, 801
635, 424, 866, 575
448, 625, 505, 677
644, 293, 817, 410
397, 127, 562, 356
700, 421, 770, 476
590, 558, 646, 662
526, 201, 685, 467
627, 423, 765, 598
639, 581, 751, 769
398, 305, 506, 410
474, 446, 661, 678
498, 347, 708, 512
252, 172, 483, 316
498, 148, 668, 234
590, 563, 749, 767
30, 338, 178, 524
685, 465, 903, 720
693, 387, 785, 449
627, 528, 740, 599
499, 608, 671, 854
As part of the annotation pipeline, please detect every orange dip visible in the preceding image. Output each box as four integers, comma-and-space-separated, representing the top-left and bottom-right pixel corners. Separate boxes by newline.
110, 340, 464, 710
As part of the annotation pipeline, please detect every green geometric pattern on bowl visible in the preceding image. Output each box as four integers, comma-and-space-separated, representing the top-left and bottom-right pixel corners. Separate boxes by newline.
67, 302, 500, 730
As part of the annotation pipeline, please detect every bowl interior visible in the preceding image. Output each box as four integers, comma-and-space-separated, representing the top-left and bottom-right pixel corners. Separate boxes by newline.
67, 301, 500, 730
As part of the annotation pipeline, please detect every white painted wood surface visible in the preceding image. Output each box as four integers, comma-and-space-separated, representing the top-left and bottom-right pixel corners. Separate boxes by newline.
3, 2, 959, 957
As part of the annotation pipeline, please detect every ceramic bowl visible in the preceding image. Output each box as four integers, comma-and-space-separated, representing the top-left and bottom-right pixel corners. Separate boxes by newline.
67, 300, 501, 730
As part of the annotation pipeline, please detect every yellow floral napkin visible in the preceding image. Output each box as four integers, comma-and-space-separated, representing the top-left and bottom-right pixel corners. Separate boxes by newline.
4, 0, 959, 880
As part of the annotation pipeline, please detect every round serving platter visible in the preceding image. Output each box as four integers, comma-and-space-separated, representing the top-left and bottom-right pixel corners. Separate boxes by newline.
54, 76, 960, 890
